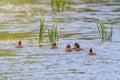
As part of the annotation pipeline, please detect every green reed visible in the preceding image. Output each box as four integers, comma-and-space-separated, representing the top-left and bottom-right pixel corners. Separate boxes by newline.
97, 20, 113, 42
39, 18, 45, 44
39, 18, 59, 45
51, 0, 66, 12
48, 25, 59, 43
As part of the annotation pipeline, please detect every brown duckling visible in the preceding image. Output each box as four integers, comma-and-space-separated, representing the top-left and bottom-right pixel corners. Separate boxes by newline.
88, 48, 96, 55
65, 44, 73, 52
51, 42, 58, 49
16, 40, 23, 48
73, 43, 84, 51
75, 45, 84, 51
73, 43, 79, 50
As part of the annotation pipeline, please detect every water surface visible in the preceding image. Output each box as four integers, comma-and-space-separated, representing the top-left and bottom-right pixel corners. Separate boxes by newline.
0, 0, 120, 80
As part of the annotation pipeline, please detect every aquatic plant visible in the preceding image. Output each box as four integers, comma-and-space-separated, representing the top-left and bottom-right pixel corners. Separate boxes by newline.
48, 25, 59, 43
39, 18, 45, 44
97, 20, 113, 42
51, 0, 67, 12
39, 18, 59, 45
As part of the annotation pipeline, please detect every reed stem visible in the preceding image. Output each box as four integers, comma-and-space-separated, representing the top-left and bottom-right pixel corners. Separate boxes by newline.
39, 18, 59, 45
97, 20, 113, 42
39, 18, 45, 44
48, 25, 59, 43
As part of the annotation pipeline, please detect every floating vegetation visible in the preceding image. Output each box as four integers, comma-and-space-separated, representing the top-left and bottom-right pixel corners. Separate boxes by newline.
51, 0, 67, 12
97, 20, 113, 42
39, 18, 59, 45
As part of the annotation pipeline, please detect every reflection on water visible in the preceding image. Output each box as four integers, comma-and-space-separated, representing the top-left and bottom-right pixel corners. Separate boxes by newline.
0, 0, 120, 80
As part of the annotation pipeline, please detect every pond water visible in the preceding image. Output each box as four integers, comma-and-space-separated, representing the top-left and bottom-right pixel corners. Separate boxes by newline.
0, 0, 120, 80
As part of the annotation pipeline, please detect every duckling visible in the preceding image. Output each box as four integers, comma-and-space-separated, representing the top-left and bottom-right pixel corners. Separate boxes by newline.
51, 42, 58, 49
88, 48, 96, 55
73, 43, 84, 51
73, 43, 79, 50
75, 45, 84, 51
65, 44, 73, 52
16, 40, 23, 48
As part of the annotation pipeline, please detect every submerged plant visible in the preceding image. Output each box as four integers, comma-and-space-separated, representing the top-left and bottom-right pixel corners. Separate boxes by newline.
39, 18, 45, 44
51, 0, 67, 12
97, 20, 113, 42
48, 25, 59, 43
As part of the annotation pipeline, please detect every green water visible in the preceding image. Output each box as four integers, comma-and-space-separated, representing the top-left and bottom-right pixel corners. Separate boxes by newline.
0, 0, 36, 5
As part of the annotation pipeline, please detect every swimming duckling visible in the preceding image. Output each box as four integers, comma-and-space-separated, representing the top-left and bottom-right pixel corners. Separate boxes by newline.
73, 43, 84, 51
75, 45, 84, 51
51, 42, 58, 49
16, 40, 23, 48
73, 43, 79, 50
65, 44, 73, 52
88, 48, 96, 55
